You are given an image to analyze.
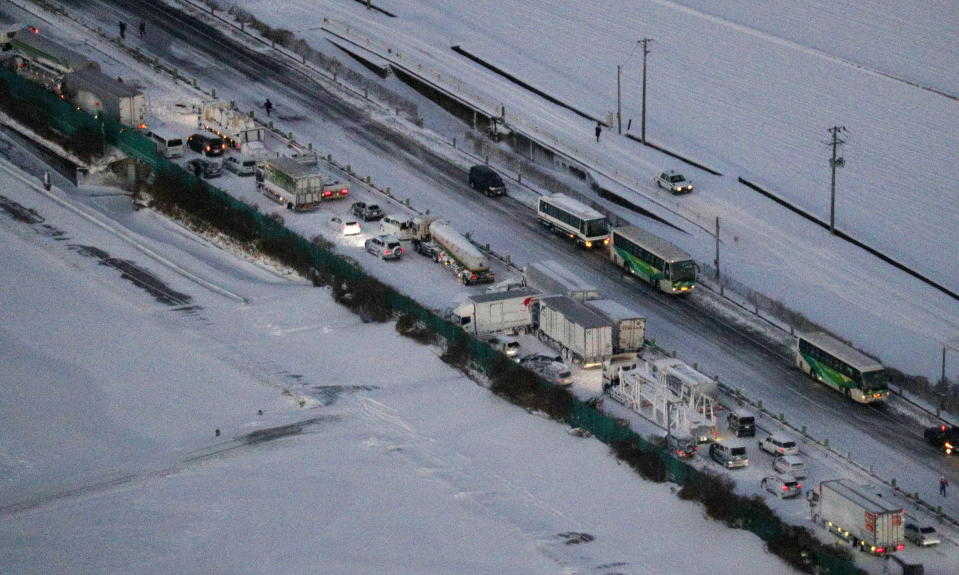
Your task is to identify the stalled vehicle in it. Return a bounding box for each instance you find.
[351,201,385,222]
[187,132,226,157]
[186,158,222,179]
[761,474,802,499]
[727,409,756,437]
[814,479,905,555]
[709,440,749,469]
[772,454,807,479]
[924,424,959,455]
[330,216,361,237]
[468,164,506,197]
[365,234,403,260]
[759,433,799,456]
[223,154,256,176]
[256,157,350,212]
[903,523,940,547]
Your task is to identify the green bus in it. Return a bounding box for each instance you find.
[796,332,890,403]
[609,226,696,294]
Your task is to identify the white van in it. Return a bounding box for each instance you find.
[224,154,256,176]
[147,126,185,158]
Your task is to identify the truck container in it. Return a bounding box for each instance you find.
[386,215,495,285]
[583,299,646,353]
[199,100,264,146]
[9,27,98,91]
[256,157,350,212]
[524,260,600,301]
[815,479,905,555]
[538,295,613,366]
[448,288,539,336]
[61,68,146,128]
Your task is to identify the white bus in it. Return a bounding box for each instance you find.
[536,193,610,248]
[795,332,890,404]
[147,125,185,158]
[610,226,696,294]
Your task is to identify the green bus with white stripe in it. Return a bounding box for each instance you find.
[796,332,890,403]
[610,226,696,294]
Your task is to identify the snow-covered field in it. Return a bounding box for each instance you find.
[0,158,802,574]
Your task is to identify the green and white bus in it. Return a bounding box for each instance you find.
[796,332,890,403]
[610,226,696,294]
[537,193,610,249]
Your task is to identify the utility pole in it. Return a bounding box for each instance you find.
[617,65,622,134]
[714,217,720,281]
[640,38,653,144]
[828,126,847,234]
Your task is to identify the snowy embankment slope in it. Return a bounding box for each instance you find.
[229,0,959,380]
[0,159,796,573]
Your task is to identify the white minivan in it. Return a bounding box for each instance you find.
[147,126,185,158]
[224,154,256,176]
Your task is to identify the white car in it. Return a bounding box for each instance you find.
[223,154,256,176]
[772,454,807,478]
[655,170,693,194]
[330,216,361,236]
[904,523,940,547]
[761,474,802,499]
[759,433,799,456]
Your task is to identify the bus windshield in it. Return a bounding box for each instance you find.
[860,369,889,391]
[669,260,696,281]
[583,218,610,237]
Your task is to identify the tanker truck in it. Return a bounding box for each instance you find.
[381,215,495,285]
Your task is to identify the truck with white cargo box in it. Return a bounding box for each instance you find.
[583,299,646,353]
[538,295,613,366]
[814,479,905,555]
[61,68,146,128]
[448,288,539,336]
[256,157,350,212]
[523,260,600,301]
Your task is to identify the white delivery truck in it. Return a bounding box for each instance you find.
[583,299,646,354]
[538,295,613,366]
[814,479,905,555]
[523,260,600,301]
[447,288,539,336]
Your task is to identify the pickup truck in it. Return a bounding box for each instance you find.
[351,201,385,222]
[924,424,959,455]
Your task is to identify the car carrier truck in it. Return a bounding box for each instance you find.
[256,157,350,212]
[814,479,905,555]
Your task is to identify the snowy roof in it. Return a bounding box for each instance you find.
[12,28,96,73]
[540,295,611,329]
[526,259,599,294]
[263,157,330,179]
[468,287,538,304]
[540,193,605,221]
[613,226,691,263]
[584,299,644,322]
[821,479,903,513]
[799,332,883,371]
[64,68,142,98]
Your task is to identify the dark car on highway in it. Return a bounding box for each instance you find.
[187,133,226,157]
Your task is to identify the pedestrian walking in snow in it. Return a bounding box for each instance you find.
[595,122,602,142]
[118,21,126,40]
[138,21,146,39]
[940,476,949,497]
[264,98,273,117]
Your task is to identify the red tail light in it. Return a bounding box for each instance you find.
[896,544,904,551]
[875,547,885,554]
[471,274,477,280]
[781,486,788,491]
[383,249,390,255]
[797,484,802,489]
[941,425,948,431]
[322,190,333,197]
[340,189,349,195]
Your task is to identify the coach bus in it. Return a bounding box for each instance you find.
[610,226,696,294]
[795,332,890,403]
[536,193,610,248]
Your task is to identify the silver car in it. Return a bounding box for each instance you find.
[365,234,403,260]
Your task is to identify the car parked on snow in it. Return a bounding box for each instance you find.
[759,433,799,456]
[187,132,226,157]
[330,216,361,237]
[468,164,506,197]
[727,409,756,437]
[761,474,802,499]
[223,154,256,176]
[351,201,385,222]
[709,440,749,469]
[924,424,959,455]
[186,158,222,179]
[482,334,521,358]
[904,523,940,547]
[526,361,573,386]
[365,234,403,260]
[655,170,693,194]
[772,454,807,478]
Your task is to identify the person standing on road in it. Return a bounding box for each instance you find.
[118,21,126,40]
[595,122,602,142]
[138,21,146,39]
[940,476,949,497]
[264,98,273,117]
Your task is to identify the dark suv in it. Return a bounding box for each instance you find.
[351,201,384,221]
[468,165,506,197]
[187,133,225,157]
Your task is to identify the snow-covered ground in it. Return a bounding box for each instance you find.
[223,0,959,381]
[0,157,805,574]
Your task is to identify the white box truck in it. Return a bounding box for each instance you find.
[524,260,600,301]
[447,288,539,336]
[538,295,613,366]
[814,479,905,555]
[583,299,646,353]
